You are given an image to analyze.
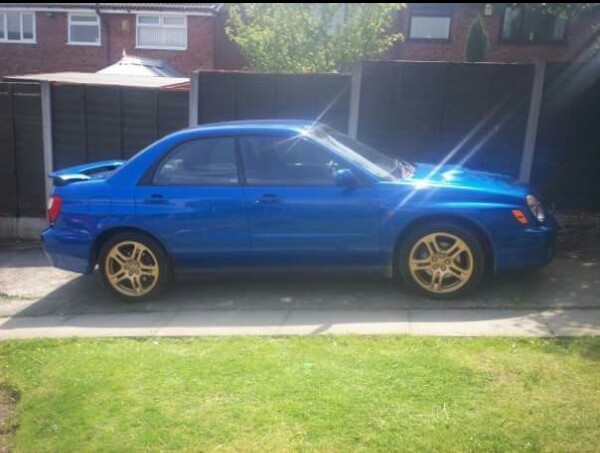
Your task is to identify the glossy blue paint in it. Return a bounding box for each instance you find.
[42,120,555,278]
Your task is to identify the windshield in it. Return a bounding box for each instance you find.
[309,126,414,181]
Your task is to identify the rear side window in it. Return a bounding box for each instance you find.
[153,138,238,186]
[239,135,341,186]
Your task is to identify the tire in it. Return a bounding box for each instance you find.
[99,232,171,301]
[397,222,485,300]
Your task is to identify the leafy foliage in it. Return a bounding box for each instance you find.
[225,3,406,72]
[522,3,600,19]
[465,16,488,62]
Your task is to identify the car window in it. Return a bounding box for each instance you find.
[239,135,342,186]
[153,138,238,186]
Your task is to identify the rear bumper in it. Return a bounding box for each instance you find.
[41,227,94,274]
[494,216,556,272]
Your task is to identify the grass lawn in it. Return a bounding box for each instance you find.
[0,336,599,452]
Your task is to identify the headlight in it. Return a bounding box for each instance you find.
[527,194,545,223]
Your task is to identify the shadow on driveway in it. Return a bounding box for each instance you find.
[1,244,599,337]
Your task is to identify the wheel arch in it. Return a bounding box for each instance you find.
[393,214,495,275]
[90,226,173,270]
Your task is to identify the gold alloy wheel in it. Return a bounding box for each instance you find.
[408,232,474,294]
[105,241,159,297]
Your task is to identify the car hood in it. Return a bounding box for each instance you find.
[399,163,530,197]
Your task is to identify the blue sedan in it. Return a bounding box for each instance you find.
[42,120,555,300]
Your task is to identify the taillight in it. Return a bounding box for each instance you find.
[47,195,63,223]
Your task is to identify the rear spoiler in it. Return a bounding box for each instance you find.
[49,160,125,186]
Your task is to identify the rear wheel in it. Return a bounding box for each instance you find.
[99,233,171,301]
[398,223,485,299]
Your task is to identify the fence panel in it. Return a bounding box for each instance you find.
[52,84,188,165]
[52,84,86,169]
[121,88,159,158]
[533,62,600,210]
[13,83,45,217]
[158,90,189,137]
[0,83,18,217]
[357,61,534,177]
[86,85,123,162]
[196,72,351,132]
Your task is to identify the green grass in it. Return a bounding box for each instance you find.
[1,337,599,452]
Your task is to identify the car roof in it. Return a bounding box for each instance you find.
[186,119,319,135]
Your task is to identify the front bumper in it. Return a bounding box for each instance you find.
[494,215,556,272]
[41,227,94,274]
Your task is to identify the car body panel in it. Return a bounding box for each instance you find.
[244,185,382,266]
[134,185,249,268]
[42,120,556,279]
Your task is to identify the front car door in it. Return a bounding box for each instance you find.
[135,136,249,271]
[239,134,381,268]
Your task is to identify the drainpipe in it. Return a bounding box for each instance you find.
[94,4,110,66]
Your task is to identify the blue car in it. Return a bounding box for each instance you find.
[42,120,555,300]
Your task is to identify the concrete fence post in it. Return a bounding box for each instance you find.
[41,80,53,203]
[519,61,546,183]
[348,63,363,139]
[188,72,199,127]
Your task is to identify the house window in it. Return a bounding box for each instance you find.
[501,5,567,43]
[409,4,453,40]
[136,14,187,50]
[68,13,100,45]
[0,11,36,43]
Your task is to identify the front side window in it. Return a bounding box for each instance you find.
[409,4,452,40]
[501,5,567,43]
[69,13,100,45]
[136,14,187,50]
[154,138,238,186]
[0,11,35,43]
[239,135,342,186]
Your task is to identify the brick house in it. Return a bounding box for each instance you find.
[391,3,599,63]
[0,3,598,79]
[0,2,240,77]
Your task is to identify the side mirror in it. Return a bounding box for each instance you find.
[334,168,356,188]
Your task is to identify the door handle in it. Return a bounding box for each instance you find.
[144,194,167,204]
[255,194,280,204]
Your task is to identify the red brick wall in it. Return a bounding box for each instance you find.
[0,12,216,77]
[390,4,598,63]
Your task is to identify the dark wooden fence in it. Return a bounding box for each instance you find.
[0,82,45,218]
[52,85,188,170]
[355,61,534,177]
[2,61,600,225]
[195,72,351,132]
[533,62,600,210]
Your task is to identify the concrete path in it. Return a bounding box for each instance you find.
[1,243,599,339]
[1,308,599,340]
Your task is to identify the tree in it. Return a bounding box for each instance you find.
[465,16,488,62]
[225,3,406,72]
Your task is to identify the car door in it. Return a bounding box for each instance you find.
[239,134,381,267]
[135,136,249,270]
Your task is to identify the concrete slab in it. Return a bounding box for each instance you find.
[410,309,553,337]
[0,308,597,340]
[541,309,600,336]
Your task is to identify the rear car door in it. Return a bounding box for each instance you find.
[135,136,249,270]
[239,134,381,267]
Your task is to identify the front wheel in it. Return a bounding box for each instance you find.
[99,233,171,301]
[398,223,485,299]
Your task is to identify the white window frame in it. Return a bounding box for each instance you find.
[136,13,187,50]
[0,10,36,44]
[67,12,101,46]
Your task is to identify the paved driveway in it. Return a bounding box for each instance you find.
[0,243,599,338]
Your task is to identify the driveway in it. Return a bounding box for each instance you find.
[1,242,599,338]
